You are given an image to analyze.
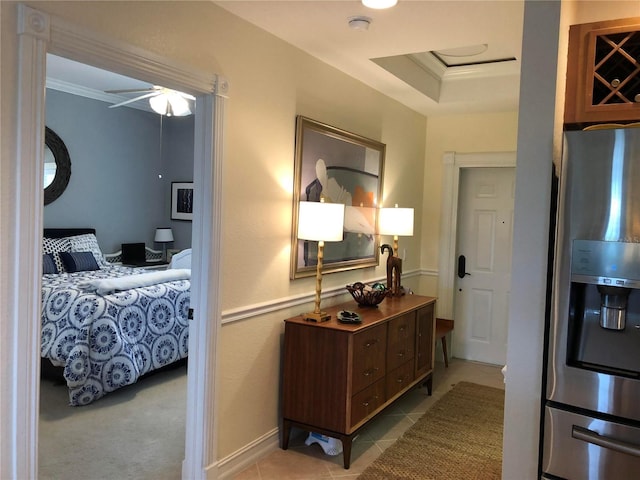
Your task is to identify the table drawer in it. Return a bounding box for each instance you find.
[352,324,387,393]
[387,313,415,372]
[386,360,415,399]
[351,378,385,428]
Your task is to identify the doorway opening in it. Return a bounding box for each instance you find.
[12,5,225,478]
[436,151,516,364]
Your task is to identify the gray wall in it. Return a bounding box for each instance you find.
[44,89,194,253]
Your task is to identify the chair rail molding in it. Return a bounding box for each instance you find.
[10,5,224,479]
[437,151,516,320]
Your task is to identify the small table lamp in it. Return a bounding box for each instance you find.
[154,227,174,262]
[297,199,345,322]
[379,204,414,296]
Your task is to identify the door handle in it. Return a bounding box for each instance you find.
[457,255,471,279]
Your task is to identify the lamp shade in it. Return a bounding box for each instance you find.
[297,201,345,242]
[379,206,414,236]
[154,227,174,243]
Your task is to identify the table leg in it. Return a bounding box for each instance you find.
[425,374,433,395]
[342,435,353,469]
[282,419,291,449]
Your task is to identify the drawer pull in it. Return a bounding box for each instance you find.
[572,425,640,457]
[364,339,379,348]
[362,367,379,377]
[362,395,380,408]
[397,351,405,357]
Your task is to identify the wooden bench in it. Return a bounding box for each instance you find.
[435,318,454,367]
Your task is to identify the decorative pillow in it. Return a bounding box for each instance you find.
[68,233,108,268]
[43,237,72,273]
[42,253,59,274]
[59,251,100,273]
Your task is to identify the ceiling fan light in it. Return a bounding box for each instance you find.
[362,0,397,9]
[149,92,192,117]
[149,94,169,115]
[167,92,191,116]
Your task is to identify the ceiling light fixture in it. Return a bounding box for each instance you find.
[362,0,397,9]
[348,16,372,31]
[149,89,193,117]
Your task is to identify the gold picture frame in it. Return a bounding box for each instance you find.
[290,116,385,279]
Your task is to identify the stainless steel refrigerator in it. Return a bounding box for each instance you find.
[542,127,640,479]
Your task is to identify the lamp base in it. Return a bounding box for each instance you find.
[303,311,331,322]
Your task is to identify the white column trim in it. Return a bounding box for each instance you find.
[183,84,226,479]
[436,151,516,320]
[11,6,50,479]
[11,5,223,479]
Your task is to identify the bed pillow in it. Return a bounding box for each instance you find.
[68,233,109,268]
[42,253,59,274]
[43,237,72,272]
[60,251,100,273]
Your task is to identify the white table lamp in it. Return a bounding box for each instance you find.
[297,199,345,322]
[154,227,174,262]
[378,204,414,254]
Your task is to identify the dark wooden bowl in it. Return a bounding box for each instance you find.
[346,282,389,307]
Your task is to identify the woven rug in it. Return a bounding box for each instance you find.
[358,381,504,480]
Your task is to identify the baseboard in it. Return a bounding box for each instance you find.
[216,427,280,479]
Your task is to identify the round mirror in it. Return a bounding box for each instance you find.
[44,126,71,205]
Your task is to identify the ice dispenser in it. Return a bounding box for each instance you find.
[597,285,630,330]
[568,240,640,376]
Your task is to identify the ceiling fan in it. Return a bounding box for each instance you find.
[105,86,195,116]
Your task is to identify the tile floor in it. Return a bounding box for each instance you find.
[231,358,505,480]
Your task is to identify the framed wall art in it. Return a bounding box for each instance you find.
[290,116,386,279]
[171,182,194,221]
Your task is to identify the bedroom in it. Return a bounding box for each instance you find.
[3,1,565,479]
[44,58,195,255]
[38,55,197,474]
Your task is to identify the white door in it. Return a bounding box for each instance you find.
[453,167,515,365]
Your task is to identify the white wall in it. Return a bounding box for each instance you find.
[503,1,560,478]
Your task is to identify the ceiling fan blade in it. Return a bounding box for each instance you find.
[108,91,161,108]
[105,87,160,94]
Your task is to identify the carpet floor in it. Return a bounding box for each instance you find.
[357,381,504,480]
[39,362,187,480]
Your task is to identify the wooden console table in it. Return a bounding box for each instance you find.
[281,294,436,469]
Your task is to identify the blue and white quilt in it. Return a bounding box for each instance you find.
[41,265,190,406]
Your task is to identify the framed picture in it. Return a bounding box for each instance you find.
[290,116,386,279]
[171,182,194,221]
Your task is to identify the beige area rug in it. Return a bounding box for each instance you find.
[358,381,504,480]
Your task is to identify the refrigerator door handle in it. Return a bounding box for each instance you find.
[572,425,640,457]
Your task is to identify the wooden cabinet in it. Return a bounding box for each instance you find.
[565,17,640,126]
[281,294,436,469]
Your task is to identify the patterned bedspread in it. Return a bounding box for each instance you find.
[41,265,190,406]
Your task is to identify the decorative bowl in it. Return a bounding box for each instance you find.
[346,282,389,307]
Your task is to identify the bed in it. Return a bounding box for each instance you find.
[41,228,190,406]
